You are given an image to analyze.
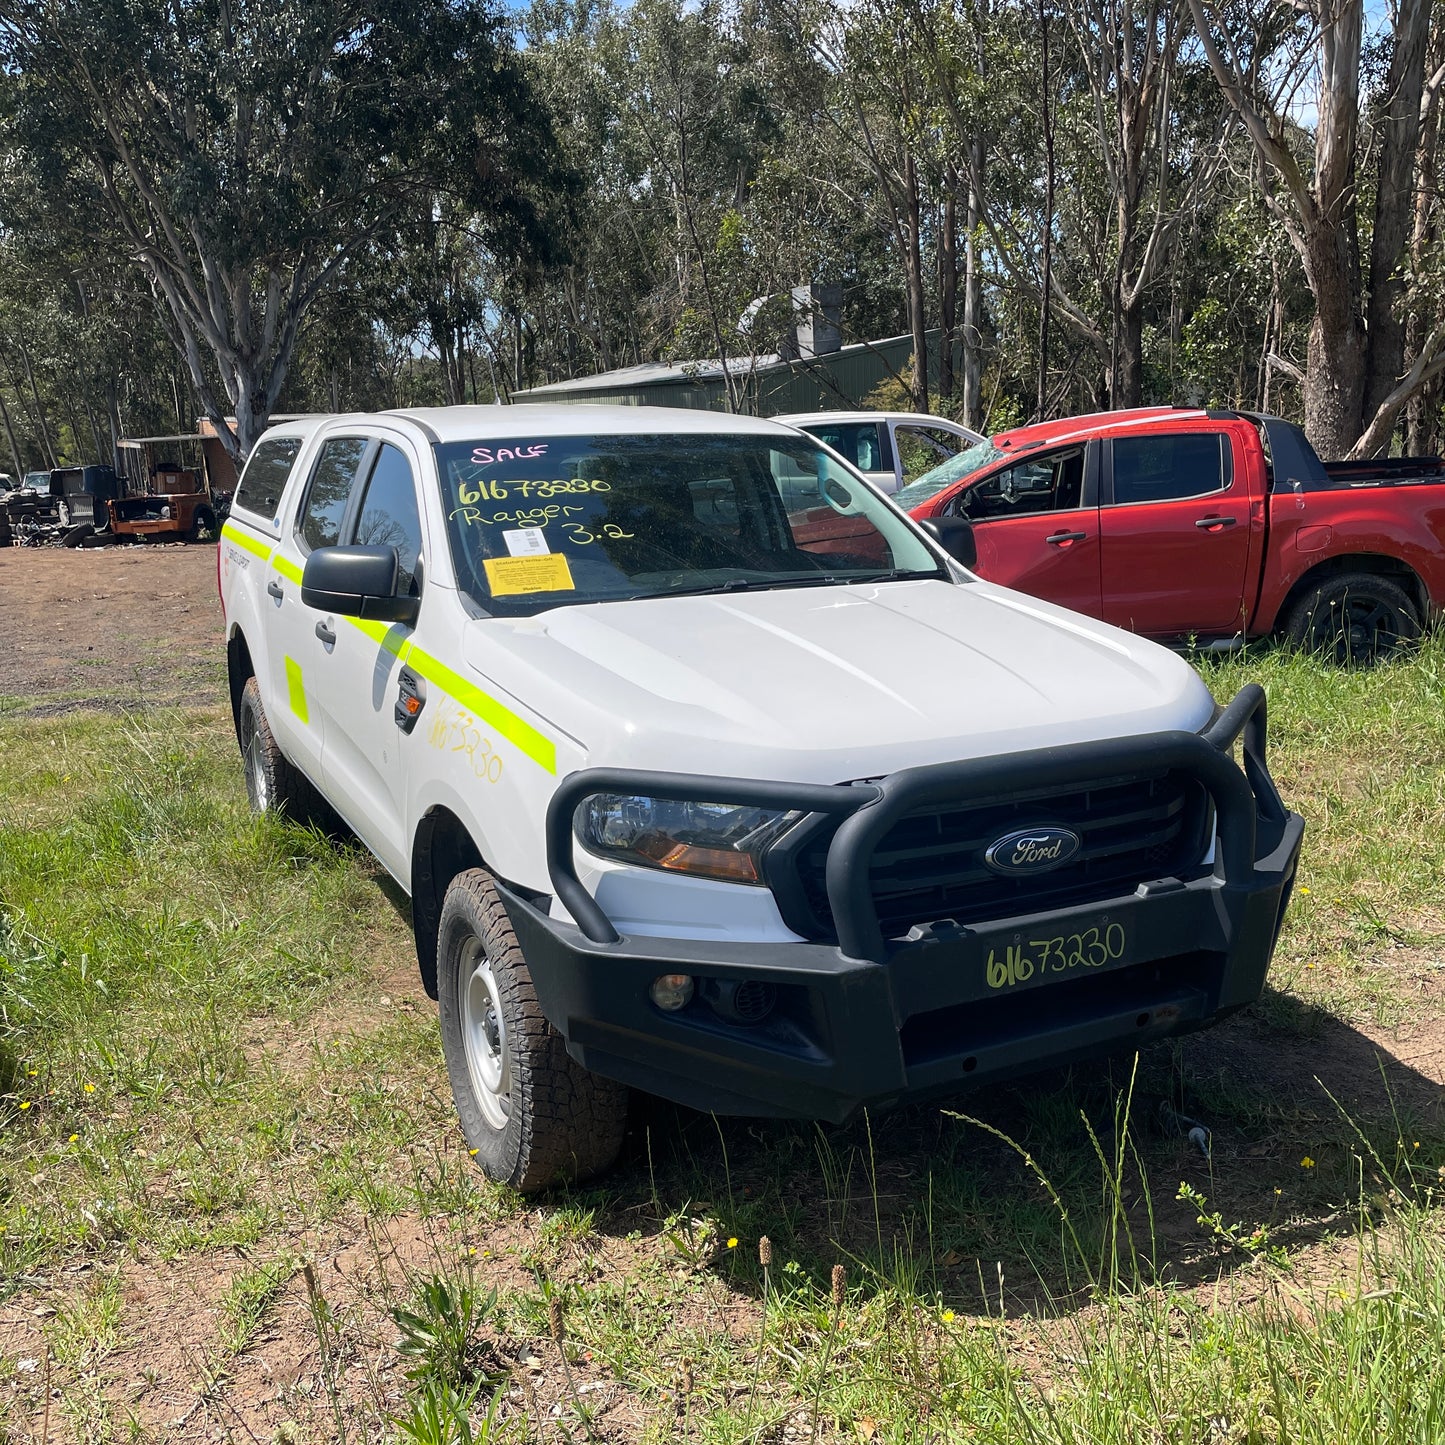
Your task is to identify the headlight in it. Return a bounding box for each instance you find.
[576,794,801,884]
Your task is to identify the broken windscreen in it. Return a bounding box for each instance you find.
[434,431,946,615]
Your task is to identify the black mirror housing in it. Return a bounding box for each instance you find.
[919,517,977,570]
[301,545,419,625]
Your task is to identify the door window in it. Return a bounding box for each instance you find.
[950,447,1085,520]
[233,437,303,521]
[350,444,424,595]
[894,424,966,485]
[1111,433,1230,504]
[805,422,885,473]
[297,436,370,552]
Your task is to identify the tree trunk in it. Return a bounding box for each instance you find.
[1304,310,1367,462]
[18,345,57,468]
[1113,293,1144,408]
[0,384,24,479]
[962,140,984,430]
[904,151,929,413]
[1363,0,1432,428]
[939,166,959,404]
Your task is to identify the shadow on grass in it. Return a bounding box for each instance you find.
[574,987,1445,1316]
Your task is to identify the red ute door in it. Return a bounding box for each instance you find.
[1098,430,1252,636]
[944,443,1102,617]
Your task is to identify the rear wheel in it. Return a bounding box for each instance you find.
[1283,572,1421,666]
[187,504,217,543]
[437,868,628,1192]
[237,676,318,819]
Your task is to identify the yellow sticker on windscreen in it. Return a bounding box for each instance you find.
[483,552,576,596]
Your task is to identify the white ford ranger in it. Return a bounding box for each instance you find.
[218,406,1303,1191]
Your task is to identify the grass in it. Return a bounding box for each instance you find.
[0,638,1442,1441]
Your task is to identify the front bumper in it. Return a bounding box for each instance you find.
[502,686,1304,1122]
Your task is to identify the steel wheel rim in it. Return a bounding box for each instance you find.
[460,937,512,1132]
[241,711,270,812]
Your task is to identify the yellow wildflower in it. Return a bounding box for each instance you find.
[18,1101,31,1111]
[726,1237,738,1249]
[83,1083,96,1094]
[1301,1156,1316,1169]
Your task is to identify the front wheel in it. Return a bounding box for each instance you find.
[1283,571,1421,666]
[437,868,628,1192]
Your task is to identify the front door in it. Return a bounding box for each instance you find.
[946,444,1103,618]
[1098,431,1252,636]
[309,439,428,882]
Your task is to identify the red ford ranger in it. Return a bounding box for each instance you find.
[892,407,1445,662]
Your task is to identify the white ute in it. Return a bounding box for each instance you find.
[219,405,1303,1191]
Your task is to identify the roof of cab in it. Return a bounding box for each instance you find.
[989,406,1228,453]
[376,403,804,443]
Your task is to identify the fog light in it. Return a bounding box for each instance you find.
[650,973,694,1012]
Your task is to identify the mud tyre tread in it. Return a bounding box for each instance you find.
[437,867,628,1193]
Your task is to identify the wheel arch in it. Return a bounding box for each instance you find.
[226,624,255,747]
[1271,552,1429,634]
[410,806,487,1000]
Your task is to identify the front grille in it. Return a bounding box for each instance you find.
[779,772,1211,943]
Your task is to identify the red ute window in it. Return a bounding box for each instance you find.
[1112,434,1229,504]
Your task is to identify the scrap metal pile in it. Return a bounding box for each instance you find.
[0,470,229,549]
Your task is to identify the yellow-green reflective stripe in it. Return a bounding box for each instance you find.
[284,657,309,723]
[348,616,409,659]
[273,554,303,584]
[406,645,557,775]
[222,522,272,561]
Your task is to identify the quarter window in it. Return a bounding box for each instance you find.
[350,444,424,595]
[950,447,1085,520]
[1111,433,1230,505]
[233,436,302,521]
[298,437,369,552]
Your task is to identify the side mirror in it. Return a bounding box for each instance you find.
[919,517,977,570]
[301,545,419,625]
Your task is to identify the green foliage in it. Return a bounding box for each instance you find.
[392,1274,500,1390]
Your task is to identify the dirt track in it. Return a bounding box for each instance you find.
[0,543,225,713]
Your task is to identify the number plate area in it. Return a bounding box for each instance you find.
[982,922,1128,993]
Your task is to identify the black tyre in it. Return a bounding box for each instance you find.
[1283,571,1422,666]
[437,868,628,1192]
[187,504,217,543]
[237,675,319,819]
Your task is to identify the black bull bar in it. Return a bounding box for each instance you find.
[543,684,1293,963]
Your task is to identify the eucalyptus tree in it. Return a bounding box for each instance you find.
[0,0,562,460]
[1189,0,1439,456]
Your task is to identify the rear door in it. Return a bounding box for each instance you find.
[1098,429,1251,636]
[942,443,1102,617]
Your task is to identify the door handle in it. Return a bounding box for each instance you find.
[1194,516,1238,529]
[266,580,283,601]
[314,621,336,646]
[1045,530,1088,545]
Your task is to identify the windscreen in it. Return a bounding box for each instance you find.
[435,432,945,614]
[893,438,1004,511]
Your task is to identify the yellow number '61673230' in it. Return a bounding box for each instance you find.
[984,924,1126,991]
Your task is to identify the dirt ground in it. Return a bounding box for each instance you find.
[0,543,226,714]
